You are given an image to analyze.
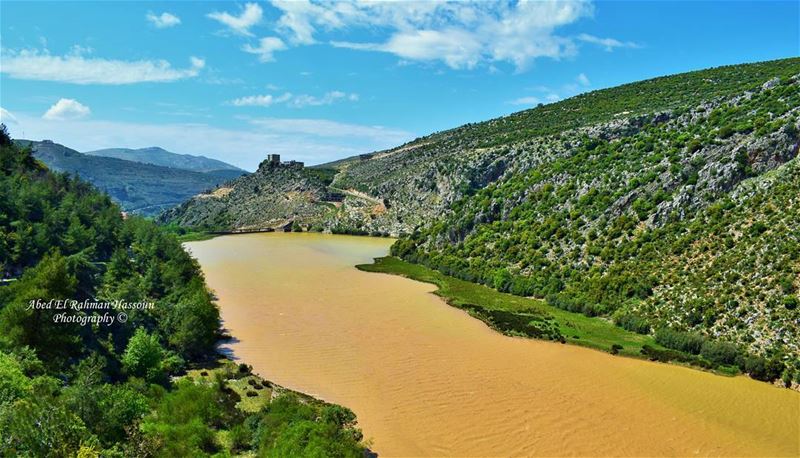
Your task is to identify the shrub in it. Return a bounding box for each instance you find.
[744,356,784,382]
[0,351,33,405]
[615,313,651,334]
[122,329,166,384]
[700,340,740,366]
[655,328,706,354]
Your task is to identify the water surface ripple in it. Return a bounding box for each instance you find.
[186,233,800,457]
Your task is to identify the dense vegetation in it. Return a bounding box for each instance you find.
[391,65,800,384]
[18,140,241,216]
[0,126,365,456]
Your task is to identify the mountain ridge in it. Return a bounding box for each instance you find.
[85,146,244,173]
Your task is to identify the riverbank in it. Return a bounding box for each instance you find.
[357,256,771,381]
[160,357,370,456]
[357,256,659,357]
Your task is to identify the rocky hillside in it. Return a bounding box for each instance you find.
[160,160,338,232]
[164,58,800,367]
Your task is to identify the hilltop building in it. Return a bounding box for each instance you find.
[259,154,305,170]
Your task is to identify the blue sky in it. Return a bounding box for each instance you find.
[1,1,797,170]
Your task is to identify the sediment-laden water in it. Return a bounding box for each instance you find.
[186,233,800,457]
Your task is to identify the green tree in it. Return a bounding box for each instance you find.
[0,251,80,365]
[0,351,32,405]
[122,328,166,383]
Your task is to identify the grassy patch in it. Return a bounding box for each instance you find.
[357,256,660,358]
[185,360,273,413]
[161,222,221,242]
[175,230,219,242]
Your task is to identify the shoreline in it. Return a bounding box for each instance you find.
[184,232,797,391]
[356,255,798,390]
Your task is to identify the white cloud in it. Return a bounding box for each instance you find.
[208,2,263,36]
[243,37,288,62]
[246,117,406,140]
[268,0,610,70]
[289,91,358,108]
[228,91,358,108]
[146,11,181,28]
[577,33,640,51]
[509,93,559,106]
[0,48,205,84]
[43,98,91,120]
[509,96,543,106]
[271,0,325,45]
[336,28,483,69]
[1,107,19,125]
[510,73,590,106]
[229,93,293,107]
[9,113,414,170]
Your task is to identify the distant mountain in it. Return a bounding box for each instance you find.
[84,146,244,173]
[15,140,246,216]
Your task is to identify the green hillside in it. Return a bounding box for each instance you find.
[0,126,366,456]
[388,59,800,382]
[421,57,800,147]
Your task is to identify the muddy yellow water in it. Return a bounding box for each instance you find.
[186,233,799,457]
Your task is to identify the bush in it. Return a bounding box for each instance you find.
[655,328,706,354]
[700,340,740,366]
[640,345,696,364]
[744,356,784,382]
[615,313,651,334]
[0,351,33,405]
[122,329,166,384]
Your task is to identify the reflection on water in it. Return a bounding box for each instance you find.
[186,233,800,457]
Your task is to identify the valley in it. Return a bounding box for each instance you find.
[166,58,800,384]
[3,2,797,456]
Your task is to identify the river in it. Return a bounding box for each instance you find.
[186,233,800,457]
